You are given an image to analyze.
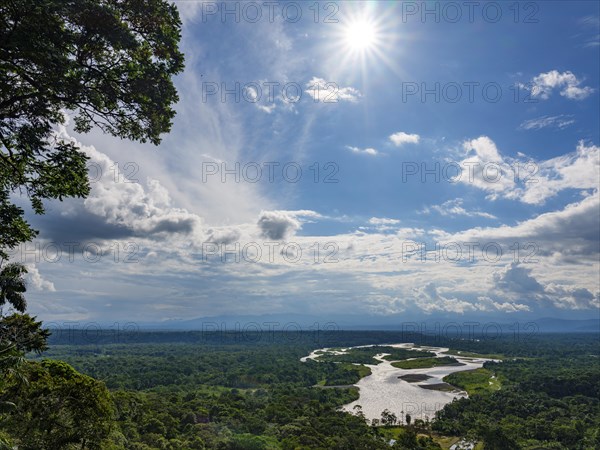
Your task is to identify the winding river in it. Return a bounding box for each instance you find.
[301,343,495,423]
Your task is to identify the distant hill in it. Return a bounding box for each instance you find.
[135,314,600,333]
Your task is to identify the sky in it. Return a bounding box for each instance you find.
[12,1,600,327]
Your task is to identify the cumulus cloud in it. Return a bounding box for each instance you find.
[83,148,202,237]
[458,137,599,205]
[493,263,545,294]
[413,283,478,314]
[458,136,517,199]
[53,124,203,242]
[410,282,533,315]
[346,145,379,156]
[26,264,56,292]
[305,77,361,103]
[518,141,599,205]
[528,70,594,100]
[545,284,599,310]
[257,210,320,240]
[493,263,598,310]
[204,228,242,245]
[449,191,600,257]
[389,131,420,147]
[475,296,531,313]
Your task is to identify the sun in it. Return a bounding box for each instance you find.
[322,6,400,80]
[344,19,378,52]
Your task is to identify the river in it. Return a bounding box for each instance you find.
[301,343,496,423]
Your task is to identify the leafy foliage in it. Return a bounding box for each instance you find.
[0,0,184,257]
[0,359,114,449]
[0,263,27,312]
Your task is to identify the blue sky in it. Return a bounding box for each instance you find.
[13,1,600,325]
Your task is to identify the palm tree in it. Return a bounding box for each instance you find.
[0,263,27,313]
[0,262,30,382]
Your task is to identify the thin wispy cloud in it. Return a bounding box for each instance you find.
[422,199,497,219]
[519,115,575,130]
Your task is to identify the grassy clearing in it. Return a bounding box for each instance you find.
[443,367,502,395]
[433,435,461,449]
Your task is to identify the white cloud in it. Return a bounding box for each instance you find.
[365,217,402,232]
[413,283,478,314]
[475,296,531,313]
[368,217,401,225]
[529,70,594,100]
[458,136,516,199]
[448,191,600,259]
[26,264,56,292]
[492,263,598,310]
[81,144,203,238]
[518,141,599,204]
[305,77,362,103]
[493,263,545,294]
[519,115,575,130]
[204,228,241,245]
[423,198,496,219]
[346,145,379,156]
[389,131,420,147]
[458,137,599,205]
[257,210,320,240]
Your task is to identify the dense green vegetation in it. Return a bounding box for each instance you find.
[398,374,432,383]
[318,364,372,386]
[392,356,463,370]
[434,341,600,449]
[1,330,599,449]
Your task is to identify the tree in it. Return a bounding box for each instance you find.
[0,1,184,445]
[0,262,27,312]
[0,359,114,449]
[381,409,397,427]
[479,423,519,450]
[0,262,49,413]
[0,0,185,256]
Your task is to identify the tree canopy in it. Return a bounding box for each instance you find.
[0,2,184,446]
[1,359,114,449]
[0,0,185,258]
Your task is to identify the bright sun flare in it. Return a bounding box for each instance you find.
[344,19,377,51]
